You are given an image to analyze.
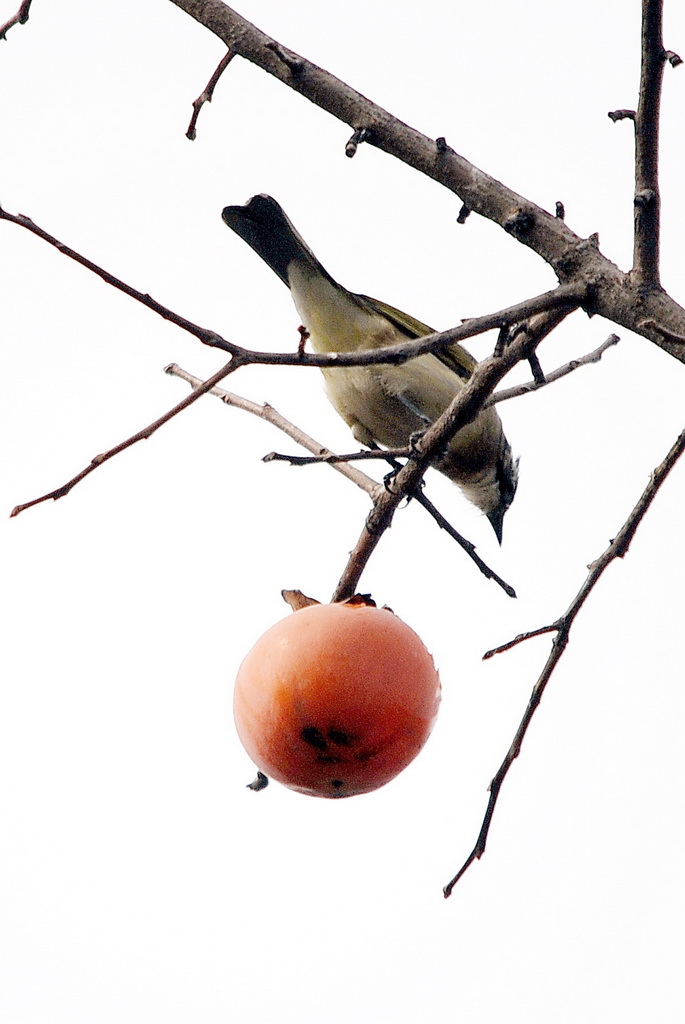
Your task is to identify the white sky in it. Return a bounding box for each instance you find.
[1,1,684,1021]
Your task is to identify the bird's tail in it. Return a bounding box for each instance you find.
[222,194,329,289]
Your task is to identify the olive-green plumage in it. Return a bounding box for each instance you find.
[222,195,518,541]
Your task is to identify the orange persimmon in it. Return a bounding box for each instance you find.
[233,599,441,798]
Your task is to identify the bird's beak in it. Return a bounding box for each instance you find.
[486,507,505,545]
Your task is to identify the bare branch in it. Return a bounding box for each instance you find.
[443,423,685,896]
[491,334,620,405]
[264,447,411,467]
[329,305,575,600]
[167,0,685,363]
[168,1,580,266]
[11,359,239,517]
[0,202,582,371]
[0,204,235,354]
[0,0,33,41]
[482,623,561,658]
[331,323,543,603]
[165,363,380,496]
[364,442,517,598]
[632,0,666,286]
[411,491,516,599]
[168,365,517,597]
[186,48,234,140]
[1,201,582,520]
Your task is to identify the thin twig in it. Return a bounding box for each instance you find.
[490,334,620,404]
[170,362,519,597]
[165,363,379,496]
[0,205,233,352]
[186,49,234,140]
[482,623,560,659]
[411,491,516,598]
[168,364,517,597]
[632,0,666,285]
[264,447,412,466]
[365,441,517,598]
[0,0,32,41]
[11,359,240,517]
[443,424,685,896]
[260,334,619,422]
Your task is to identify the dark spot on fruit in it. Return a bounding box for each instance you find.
[355,749,374,762]
[316,754,343,764]
[328,728,356,746]
[330,779,345,789]
[300,726,327,751]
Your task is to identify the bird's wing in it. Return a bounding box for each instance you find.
[359,294,477,382]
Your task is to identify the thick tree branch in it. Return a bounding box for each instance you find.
[443,423,685,896]
[167,0,685,364]
[331,324,545,603]
[632,0,666,285]
[168,1,579,265]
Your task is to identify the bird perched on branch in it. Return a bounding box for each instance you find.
[222,194,518,541]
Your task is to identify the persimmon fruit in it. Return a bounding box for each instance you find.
[233,600,441,798]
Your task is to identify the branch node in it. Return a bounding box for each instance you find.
[493,324,513,357]
[0,0,33,41]
[435,136,454,154]
[456,203,471,225]
[555,201,565,220]
[664,50,682,68]
[637,319,685,345]
[607,108,636,122]
[297,324,310,357]
[265,41,304,75]
[503,208,535,238]
[345,127,373,158]
[634,188,657,208]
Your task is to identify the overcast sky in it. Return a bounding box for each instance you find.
[2,1,684,1022]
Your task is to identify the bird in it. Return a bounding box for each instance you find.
[222,194,518,541]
